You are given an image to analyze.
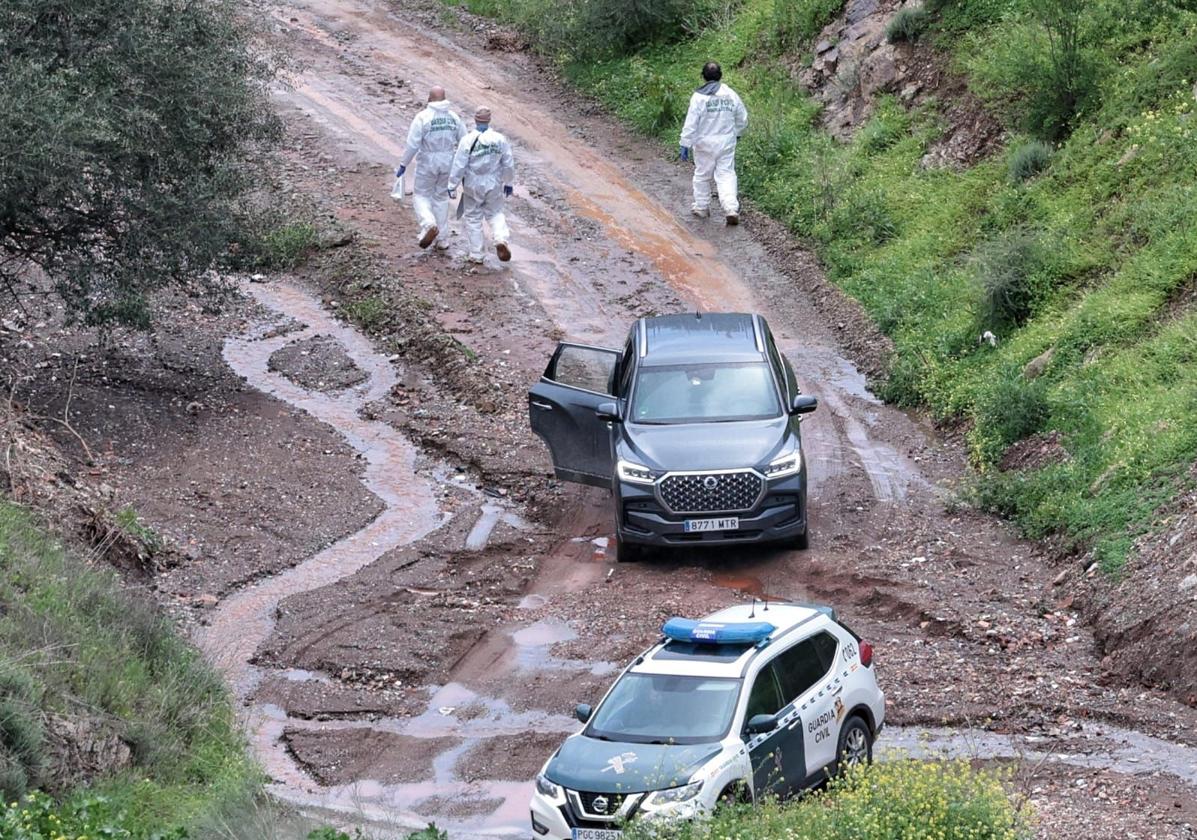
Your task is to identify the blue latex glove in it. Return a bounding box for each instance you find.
[503,185,513,197]
[396,165,406,178]
[448,186,457,199]
[679,146,691,162]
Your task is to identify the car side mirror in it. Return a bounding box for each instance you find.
[575,703,593,724]
[790,395,818,416]
[745,713,778,735]
[595,401,622,423]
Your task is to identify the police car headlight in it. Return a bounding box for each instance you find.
[646,780,703,806]
[534,774,561,799]
[763,447,801,479]
[617,460,656,484]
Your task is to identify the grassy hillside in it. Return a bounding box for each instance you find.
[449,0,1197,572]
[0,500,260,838]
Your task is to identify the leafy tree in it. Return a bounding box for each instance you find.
[0,0,281,328]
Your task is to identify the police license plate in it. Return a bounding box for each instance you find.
[684,517,739,533]
[572,830,622,840]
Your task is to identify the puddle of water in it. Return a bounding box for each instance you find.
[511,618,576,648]
[517,594,547,610]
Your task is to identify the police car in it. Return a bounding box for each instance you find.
[530,602,884,839]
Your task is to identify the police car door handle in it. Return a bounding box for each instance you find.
[832,685,843,696]
[531,401,553,411]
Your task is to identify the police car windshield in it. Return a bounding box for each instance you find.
[586,674,740,745]
[631,362,780,424]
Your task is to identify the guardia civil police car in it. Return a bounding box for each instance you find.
[529,602,884,839]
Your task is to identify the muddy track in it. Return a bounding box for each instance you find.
[179,1,1197,837]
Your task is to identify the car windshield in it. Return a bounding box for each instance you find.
[586,673,741,744]
[631,362,781,424]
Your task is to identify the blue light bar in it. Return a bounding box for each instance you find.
[662,617,776,646]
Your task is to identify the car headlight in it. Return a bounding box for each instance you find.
[617,459,656,484]
[535,774,562,799]
[646,780,703,806]
[764,447,802,478]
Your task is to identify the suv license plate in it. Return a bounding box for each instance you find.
[573,830,622,840]
[684,517,739,533]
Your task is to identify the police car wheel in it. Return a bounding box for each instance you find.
[834,716,872,774]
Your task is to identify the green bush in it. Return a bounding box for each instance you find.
[971,229,1054,329]
[628,759,1028,839]
[0,790,189,840]
[769,0,846,52]
[969,376,1051,465]
[0,664,44,799]
[1007,140,1054,182]
[343,296,389,332]
[885,7,929,42]
[0,0,281,328]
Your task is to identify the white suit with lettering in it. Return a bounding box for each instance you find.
[400,100,467,247]
[448,127,516,261]
[680,81,748,216]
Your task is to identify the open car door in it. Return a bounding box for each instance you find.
[528,343,620,488]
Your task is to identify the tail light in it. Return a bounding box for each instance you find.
[859,641,873,668]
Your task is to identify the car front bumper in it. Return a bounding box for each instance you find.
[530,789,705,840]
[616,472,807,547]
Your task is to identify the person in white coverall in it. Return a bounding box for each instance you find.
[396,86,467,250]
[679,61,748,225]
[448,106,516,264]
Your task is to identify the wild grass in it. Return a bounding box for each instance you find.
[626,759,1029,839]
[0,500,260,834]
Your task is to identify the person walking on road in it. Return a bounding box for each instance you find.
[448,106,516,264]
[396,86,467,250]
[679,61,748,226]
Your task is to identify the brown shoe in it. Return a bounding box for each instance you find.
[725,214,740,226]
[496,242,512,262]
[418,225,438,249]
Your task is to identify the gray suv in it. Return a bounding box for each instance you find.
[528,313,817,562]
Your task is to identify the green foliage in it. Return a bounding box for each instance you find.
[256,222,320,271]
[0,664,44,799]
[885,7,929,42]
[768,0,846,53]
[447,0,732,60]
[969,375,1051,465]
[307,828,370,840]
[114,506,166,557]
[971,228,1055,328]
[406,825,450,840]
[1007,140,1054,183]
[0,501,260,831]
[0,790,189,840]
[627,759,1028,839]
[0,0,282,328]
[343,296,389,332]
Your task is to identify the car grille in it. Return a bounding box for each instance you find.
[658,470,763,514]
[576,790,624,817]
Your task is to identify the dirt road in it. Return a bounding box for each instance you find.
[164,1,1197,837]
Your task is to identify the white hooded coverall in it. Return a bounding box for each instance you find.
[448,128,516,260]
[680,82,749,216]
[400,101,467,247]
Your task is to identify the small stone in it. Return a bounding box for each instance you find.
[1180,574,1197,593]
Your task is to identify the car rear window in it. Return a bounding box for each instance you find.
[631,361,781,424]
